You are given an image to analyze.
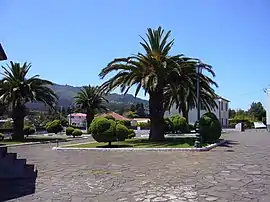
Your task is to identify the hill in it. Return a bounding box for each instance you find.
[28,84,149,113]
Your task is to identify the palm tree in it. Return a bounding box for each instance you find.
[0,62,58,140]
[99,27,194,141]
[164,61,218,122]
[74,85,107,128]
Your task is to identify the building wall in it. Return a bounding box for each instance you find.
[67,115,86,127]
[165,98,230,127]
[266,88,270,131]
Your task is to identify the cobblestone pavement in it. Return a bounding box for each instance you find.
[6,130,270,202]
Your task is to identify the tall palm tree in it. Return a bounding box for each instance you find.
[0,62,58,140]
[74,85,108,128]
[99,27,194,141]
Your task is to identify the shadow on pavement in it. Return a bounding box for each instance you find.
[0,177,36,201]
[216,140,239,152]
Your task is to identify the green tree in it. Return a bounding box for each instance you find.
[99,27,196,141]
[248,102,266,121]
[229,108,236,118]
[74,85,108,128]
[0,62,58,140]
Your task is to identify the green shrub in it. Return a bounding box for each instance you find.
[90,117,130,146]
[127,129,136,139]
[23,126,36,136]
[61,118,69,127]
[164,118,174,134]
[199,112,221,143]
[66,127,75,136]
[72,129,82,137]
[137,121,150,130]
[46,120,63,134]
[1,121,12,129]
[117,120,131,127]
[105,115,116,120]
[170,115,188,133]
[115,124,129,141]
[0,133,4,141]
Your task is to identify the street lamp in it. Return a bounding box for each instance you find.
[218,98,222,126]
[194,60,203,148]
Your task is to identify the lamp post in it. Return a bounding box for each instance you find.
[218,98,222,126]
[194,60,203,148]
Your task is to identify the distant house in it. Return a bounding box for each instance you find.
[67,113,87,128]
[97,111,130,121]
[131,118,150,126]
[165,96,230,127]
[0,43,7,61]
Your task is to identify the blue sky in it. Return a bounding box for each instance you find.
[1,0,270,110]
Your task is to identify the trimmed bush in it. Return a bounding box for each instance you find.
[90,117,130,146]
[23,126,36,136]
[170,115,188,133]
[115,124,129,141]
[127,129,136,139]
[105,115,116,120]
[164,118,174,134]
[72,129,82,137]
[46,120,63,134]
[0,133,4,141]
[66,127,75,136]
[117,120,131,127]
[199,112,221,143]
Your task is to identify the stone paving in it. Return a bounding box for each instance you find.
[5,130,270,201]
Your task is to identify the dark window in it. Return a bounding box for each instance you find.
[225,103,228,111]
[220,101,223,111]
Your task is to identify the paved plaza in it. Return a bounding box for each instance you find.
[5,130,270,201]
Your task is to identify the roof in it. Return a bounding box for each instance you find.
[216,96,230,102]
[0,43,7,61]
[97,111,130,121]
[68,113,86,117]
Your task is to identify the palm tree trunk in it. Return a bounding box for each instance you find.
[182,103,189,124]
[86,112,94,129]
[12,107,25,141]
[149,90,165,142]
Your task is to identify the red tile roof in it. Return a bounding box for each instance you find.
[97,111,130,121]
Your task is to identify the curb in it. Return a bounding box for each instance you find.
[0,136,89,148]
[52,139,228,152]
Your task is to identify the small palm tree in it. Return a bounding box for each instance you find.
[0,62,58,140]
[74,85,107,128]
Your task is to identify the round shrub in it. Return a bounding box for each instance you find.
[105,115,115,120]
[164,118,174,134]
[115,124,129,141]
[171,115,188,133]
[90,118,117,144]
[0,133,4,141]
[127,129,136,139]
[23,126,36,136]
[199,112,221,143]
[66,127,75,136]
[46,120,63,134]
[72,129,82,137]
[117,120,131,127]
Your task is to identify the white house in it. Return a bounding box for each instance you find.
[265,88,270,131]
[165,96,230,127]
[67,113,87,128]
[130,118,150,126]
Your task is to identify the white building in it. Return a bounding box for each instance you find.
[165,96,230,127]
[265,88,270,131]
[67,113,87,128]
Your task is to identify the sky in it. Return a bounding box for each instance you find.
[1,0,270,110]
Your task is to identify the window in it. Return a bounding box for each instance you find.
[225,103,228,111]
[221,118,223,126]
[220,101,223,111]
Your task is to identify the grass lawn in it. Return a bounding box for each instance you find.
[66,137,208,148]
[0,135,68,146]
